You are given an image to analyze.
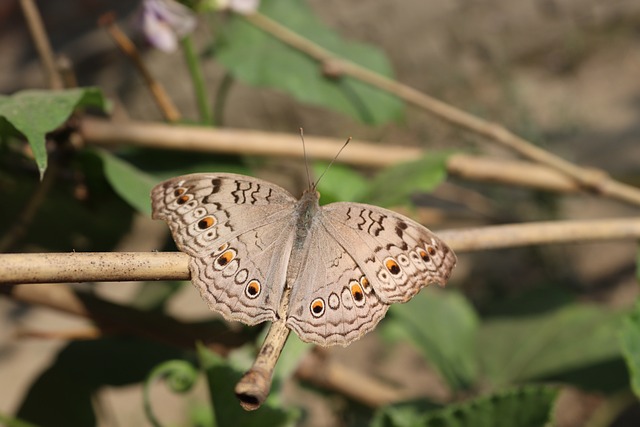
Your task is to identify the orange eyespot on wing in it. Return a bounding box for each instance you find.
[215,249,236,268]
[350,281,364,302]
[176,194,191,205]
[245,280,261,299]
[197,216,216,230]
[310,298,325,317]
[385,258,401,275]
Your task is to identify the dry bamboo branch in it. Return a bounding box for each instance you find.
[446,154,581,192]
[19,0,63,89]
[2,218,640,286]
[437,218,640,251]
[0,252,189,284]
[243,12,640,207]
[80,118,594,194]
[80,117,422,168]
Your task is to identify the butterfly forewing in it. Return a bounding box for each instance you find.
[151,173,298,324]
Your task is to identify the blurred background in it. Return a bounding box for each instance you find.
[1,0,640,426]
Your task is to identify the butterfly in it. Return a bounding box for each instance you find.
[151,172,456,346]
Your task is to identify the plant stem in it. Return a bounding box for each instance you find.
[181,35,213,125]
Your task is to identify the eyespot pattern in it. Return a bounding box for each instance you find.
[245,280,261,299]
[176,194,191,205]
[234,268,248,284]
[197,216,216,230]
[214,249,236,270]
[349,281,366,307]
[328,292,340,309]
[310,298,325,317]
[385,257,401,275]
[360,276,372,294]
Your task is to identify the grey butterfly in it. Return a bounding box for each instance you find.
[151,173,456,346]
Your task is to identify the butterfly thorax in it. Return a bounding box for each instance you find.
[279,189,321,291]
[293,190,321,250]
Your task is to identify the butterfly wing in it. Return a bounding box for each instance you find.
[321,202,457,304]
[151,173,298,325]
[285,219,389,346]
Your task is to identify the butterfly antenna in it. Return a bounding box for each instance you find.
[300,128,312,189]
[314,136,352,189]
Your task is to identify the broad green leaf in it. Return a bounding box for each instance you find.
[0,413,38,427]
[370,399,441,427]
[479,303,624,387]
[0,88,108,178]
[94,149,157,216]
[216,0,404,124]
[271,334,311,391]
[383,290,479,391]
[363,152,451,208]
[619,300,640,398]
[313,162,369,204]
[196,344,299,427]
[372,385,558,427]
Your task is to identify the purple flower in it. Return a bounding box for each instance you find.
[217,0,260,14]
[139,0,196,52]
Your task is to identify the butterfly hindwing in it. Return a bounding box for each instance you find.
[286,220,389,346]
[322,203,457,304]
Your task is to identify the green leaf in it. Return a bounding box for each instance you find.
[313,162,369,204]
[270,334,311,394]
[144,360,201,427]
[478,303,624,387]
[216,0,404,124]
[619,300,640,398]
[383,290,479,391]
[363,152,451,207]
[94,149,158,216]
[0,88,108,178]
[0,413,39,427]
[196,344,299,427]
[373,385,558,427]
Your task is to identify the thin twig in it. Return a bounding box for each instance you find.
[19,0,63,89]
[98,13,181,122]
[243,12,640,207]
[296,349,404,407]
[2,217,640,286]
